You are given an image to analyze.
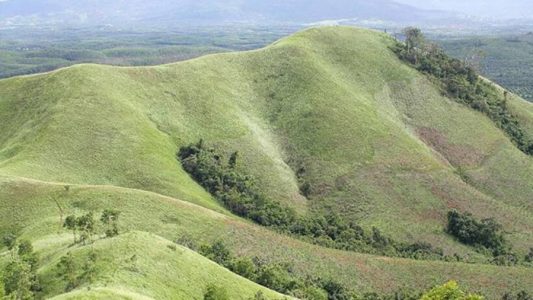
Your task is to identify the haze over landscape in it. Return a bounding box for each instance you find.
[1,0,528,27]
[0,1,532,300]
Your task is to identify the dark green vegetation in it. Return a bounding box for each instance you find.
[191,239,532,300]
[0,26,296,79]
[446,210,507,255]
[439,34,533,102]
[2,237,40,299]
[1,26,533,298]
[179,140,448,260]
[1,210,119,298]
[395,29,533,155]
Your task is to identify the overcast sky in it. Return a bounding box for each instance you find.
[394,0,533,18]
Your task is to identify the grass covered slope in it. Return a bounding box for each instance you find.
[0,26,532,297]
[1,175,532,298]
[39,231,287,300]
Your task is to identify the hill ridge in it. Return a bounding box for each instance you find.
[1,26,532,298]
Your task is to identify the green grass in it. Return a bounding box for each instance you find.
[36,231,288,299]
[1,175,533,298]
[0,26,532,298]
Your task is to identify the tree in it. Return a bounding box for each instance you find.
[3,260,34,300]
[421,281,483,300]
[231,257,257,280]
[516,291,532,300]
[525,248,533,263]
[322,279,352,300]
[200,241,232,267]
[228,151,239,168]
[64,215,78,243]
[57,252,79,291]
[17,240,33,258]
[3,233,17,258]
[402,27,425,64]
[204,284,229,300]
[464,49,486,72]
[77,212,96,244]
[100,209,121,237]
[79,251,98,284]
[446,210,507,256]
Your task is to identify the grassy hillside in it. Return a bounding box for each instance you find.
[39,231,288,300]
[1,175,532,298]
[1,26,532,298]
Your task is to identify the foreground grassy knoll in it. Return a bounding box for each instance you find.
[0,26,532,297]
[1,175,532,298]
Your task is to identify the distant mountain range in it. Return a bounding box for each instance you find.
[0,0,457,27]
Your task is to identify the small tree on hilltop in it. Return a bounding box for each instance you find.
[100,209,121,238]
[402,27,425,64]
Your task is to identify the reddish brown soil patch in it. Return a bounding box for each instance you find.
[416,127,485,167]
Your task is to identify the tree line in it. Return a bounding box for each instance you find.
[178,140,533,267]
[395,27,532,156]
[182,239,531,300]
[179,140,454,262]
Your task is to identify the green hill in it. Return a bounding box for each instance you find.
[0,26,532,299]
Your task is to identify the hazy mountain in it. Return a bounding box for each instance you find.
[395,0,533,19]
[0,0,453,27]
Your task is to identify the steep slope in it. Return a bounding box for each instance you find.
[0,26,532,297]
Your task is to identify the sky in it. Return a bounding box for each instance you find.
[0,0,532,27]
[394,0,533,18]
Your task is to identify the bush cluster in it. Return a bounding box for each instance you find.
[394,28,533,155]
[446,210,518,264]
[1,236,41,299]
[193,240,529,300]
[196,239,357,300]
[178,141,444,261]
[56,251,98,292]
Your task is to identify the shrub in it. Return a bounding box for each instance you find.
[525,248,533,263]
[231,257,257,280]
[321,279,353,300]
[200,241,233,267]
[421,281,483,300]
[3,261,34,300]
[255,263,297,293]
[57,252,79,291]
[2,233,17,251]
[204,284,230,300]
